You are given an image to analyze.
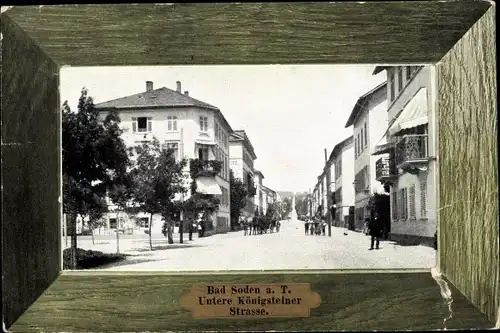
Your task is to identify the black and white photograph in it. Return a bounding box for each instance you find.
[60,64,438,271]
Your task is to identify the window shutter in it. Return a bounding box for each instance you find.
[132,117,137,132]
[173,116,177,131]
[147,117,152,132]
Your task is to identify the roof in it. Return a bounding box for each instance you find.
[261,185,276,195]
[372,66,389,75]
[327,136,354,163]
[94,84,234,133]
[254,170,264,179]
[95,86,218,110]
[229,130,257,160]
[344,82,387,128]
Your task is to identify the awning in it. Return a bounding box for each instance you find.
[195,140,216,145]
[388,88,428,136]
[196,177,222,195]
[372,142,394,156]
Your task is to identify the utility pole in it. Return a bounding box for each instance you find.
[325,149,332,237]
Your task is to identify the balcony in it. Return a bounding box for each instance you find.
[395,134,430,170]
[375,157,397,182]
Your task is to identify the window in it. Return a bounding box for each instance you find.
[357,133,361,156]
[406,66,412,81]
[354,137,358,157]
[132,116,152,133]
[360,128,364,152]
[163,141,179,161]
[109,218,117,229]
[364,122,368,148]
[391,191,398,220]
[397,66,403,92]
[399,188,408,220]
[197,145,209,161]
[167,116,177,131]
[420,181,427,218]
[409,184,416,219]
[199,116,208,132]
[389,71,395,102]
[139,217,149,228]
[215,123,219,142]
[354,167,368,194]
[221,187,229,206]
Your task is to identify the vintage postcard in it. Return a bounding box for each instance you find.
[59,64,437,271]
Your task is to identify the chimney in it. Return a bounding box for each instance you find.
[176,81,181,93]
[184,91,189,97]
[146,81,153,92]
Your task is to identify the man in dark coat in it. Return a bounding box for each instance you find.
[368,212,382,250]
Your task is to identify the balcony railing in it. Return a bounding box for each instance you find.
[375,157,397,180]
[395,134,429,167]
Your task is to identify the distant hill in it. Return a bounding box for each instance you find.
[276,191,294,200]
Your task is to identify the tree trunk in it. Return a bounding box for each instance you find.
[179,210,184,244]
[69,213,78,269]
[179,222,184,244]
[149,213,153,250]
[167,220,174,244]
[116,211,120,254]
[90,223,95,245]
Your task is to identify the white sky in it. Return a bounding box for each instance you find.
[60,65,386,193]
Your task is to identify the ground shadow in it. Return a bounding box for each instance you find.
[131,243,208,252]
[97,256,165,269]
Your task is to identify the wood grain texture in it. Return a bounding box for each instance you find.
[1,14,61,329]
[1,1,497,330]
[8,273,494,331]
[3,2,491,66]
[436,7,498,324]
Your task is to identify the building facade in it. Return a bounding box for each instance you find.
[94,80,233,235]
[327,136,355,228]
[372,66,437,247]
[345,82,388,231]
[253,170,265,214]
[229,130,257,219]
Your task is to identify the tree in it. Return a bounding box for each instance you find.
[294,192,310,217]
[107,172,135,253]
[281,197,292,219]
[129,138,187,249]
[85,194,108,245]
[62,88,130,269]
[230,170,248,230]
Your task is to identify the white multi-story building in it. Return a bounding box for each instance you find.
[372,66,437,247]
[253,170,265,215]
[344,82,388,231]
[327,136,355,228]
[94,80,233,235]
[229,130,257,219]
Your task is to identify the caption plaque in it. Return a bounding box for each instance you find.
[180,283,321,319]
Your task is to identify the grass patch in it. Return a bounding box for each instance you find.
[63,248,127,270]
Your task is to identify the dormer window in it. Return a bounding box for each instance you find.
[132,116,152,133]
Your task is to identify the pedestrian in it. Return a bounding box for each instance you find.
[310,220,315,235]
[197,222,203,238]
[243,217,248,236]
[322,221,326,236]
[188,219,194,241]
[368,212,382,250]
[305,220,309,235]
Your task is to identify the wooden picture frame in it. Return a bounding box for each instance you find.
[1,2,497,331]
